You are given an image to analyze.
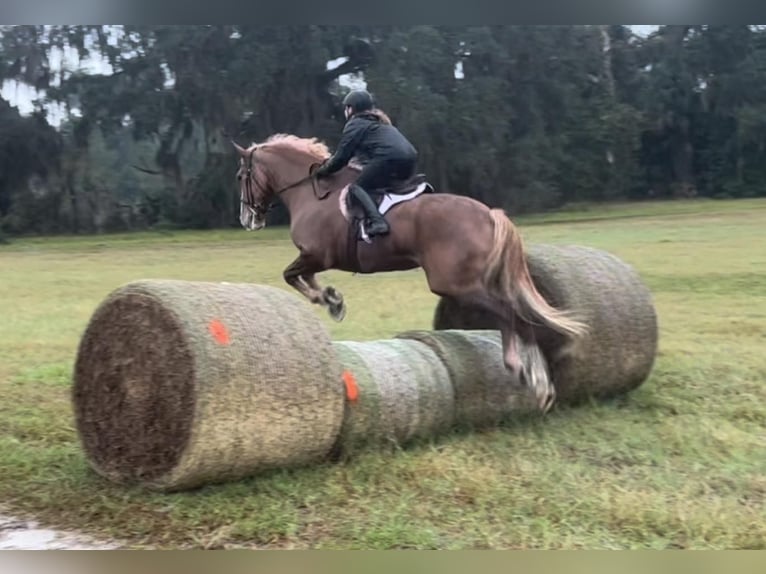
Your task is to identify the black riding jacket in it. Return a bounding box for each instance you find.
[322,111,418,174]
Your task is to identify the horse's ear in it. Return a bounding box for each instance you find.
[231,140,248,157]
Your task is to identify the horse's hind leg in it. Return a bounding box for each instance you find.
[464,293,524,376]
[454,291,555,412]
[499,320,522,377]
[511,318,556,412]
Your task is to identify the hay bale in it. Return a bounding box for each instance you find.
[433,244,658,402]
[72,280,345,491]
[73,246,656,491]
[331,330,540,456]
[332,339,454,454]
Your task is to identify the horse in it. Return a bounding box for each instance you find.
[232,133,588,413]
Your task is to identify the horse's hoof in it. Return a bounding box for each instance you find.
[324,287,343,307]
[541,391,556,414]
[329,302,346,322]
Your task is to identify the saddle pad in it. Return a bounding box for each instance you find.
[378,182,432,215]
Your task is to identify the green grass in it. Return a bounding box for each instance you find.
[1,198,765,549]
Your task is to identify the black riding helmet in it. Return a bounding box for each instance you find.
[343,89,374,113]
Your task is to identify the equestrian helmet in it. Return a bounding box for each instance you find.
[342,89,374,112]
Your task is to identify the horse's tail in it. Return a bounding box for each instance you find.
[484,209,588,338]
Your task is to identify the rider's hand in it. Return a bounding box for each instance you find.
[313,162,329,178]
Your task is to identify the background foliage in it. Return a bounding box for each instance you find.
[2,25,766,235]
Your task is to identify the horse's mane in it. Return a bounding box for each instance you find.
[249,133,331,162]
[247,133,362,171]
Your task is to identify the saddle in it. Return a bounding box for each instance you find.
[373,173,430,198]
[340,174,435,244]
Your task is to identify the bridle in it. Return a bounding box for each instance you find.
[240,147,330,218]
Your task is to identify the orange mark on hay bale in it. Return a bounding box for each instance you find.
[208,319,230,345]
[342,370,359,402]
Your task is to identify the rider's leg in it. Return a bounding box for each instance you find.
[354,161,391,236]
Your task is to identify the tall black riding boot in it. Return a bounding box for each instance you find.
[350,185,390,236]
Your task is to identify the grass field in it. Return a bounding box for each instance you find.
[1,198,764,549]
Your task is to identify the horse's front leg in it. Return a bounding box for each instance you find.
[302,273,346,322]
[282,256,346,322]
[283,256,325,305]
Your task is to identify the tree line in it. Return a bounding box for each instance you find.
[1,25,765,236]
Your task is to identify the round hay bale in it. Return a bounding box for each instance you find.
[395,330,538,427]
[332,339,454,455]
[432,244,658,403]
[72,280,345,491]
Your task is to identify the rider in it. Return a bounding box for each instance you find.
[314,89,418,237]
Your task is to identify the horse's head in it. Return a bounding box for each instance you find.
[232,134,333,231]
[233,142,270,231]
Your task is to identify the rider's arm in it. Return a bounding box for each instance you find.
[320,117,367,174]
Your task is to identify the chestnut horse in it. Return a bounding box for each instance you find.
[233,134,587,412]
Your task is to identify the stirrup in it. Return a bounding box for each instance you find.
[359,222,372,244]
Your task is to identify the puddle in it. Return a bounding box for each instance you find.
[0,514,121,550]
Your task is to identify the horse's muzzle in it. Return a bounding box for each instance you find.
[240,205,266,231]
